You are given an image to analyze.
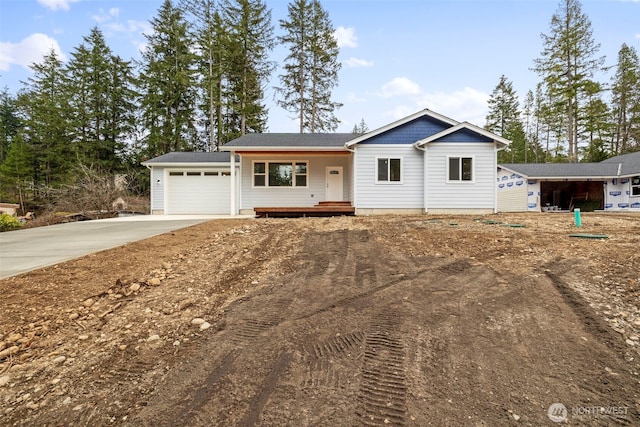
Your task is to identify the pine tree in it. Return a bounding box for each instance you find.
[0,88,20,163]
[533,0,605,161]
[277,0,342,133]
[139,0,198,157]
[18,49,74,191]
[485,75,529,163]
[65,27,136,170]
[0,135,33,208]
[351,118,368,134]
[222,0,275,140]
[180,0,227,151]
[611,43,640,154]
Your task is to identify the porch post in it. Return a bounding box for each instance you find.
[230,150,236,215]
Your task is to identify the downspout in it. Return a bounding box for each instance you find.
[414,143,428,214]
[230,151,236,216]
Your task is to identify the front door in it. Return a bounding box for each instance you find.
[325,166,343,201]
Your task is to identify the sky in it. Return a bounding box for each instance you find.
[0,0,639,134]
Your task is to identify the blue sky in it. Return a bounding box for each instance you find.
[0,0,638,133]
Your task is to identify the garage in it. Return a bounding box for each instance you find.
[142,152,237,215]
[166,170,231,214]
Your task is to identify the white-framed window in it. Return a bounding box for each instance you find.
[376,157,402,183]
[253,161,308,188]
[448,156,473,182]
[632,176,640,196]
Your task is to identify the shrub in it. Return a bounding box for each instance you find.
[0,213,23,232]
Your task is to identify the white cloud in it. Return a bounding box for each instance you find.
[344,57,374,68]
[416,87,489,126]
[37,0,80,12]
[92,8,120,24]
[334,26,358,48]
[380,77,421,98]
[102,19,153,54]
[0,33,66,71]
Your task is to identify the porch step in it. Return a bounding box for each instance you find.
[315,201,352,207]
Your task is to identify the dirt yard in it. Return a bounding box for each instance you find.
[1,213,639,426]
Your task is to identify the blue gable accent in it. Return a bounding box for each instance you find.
[434,128,494,143]
[359,116,451,145]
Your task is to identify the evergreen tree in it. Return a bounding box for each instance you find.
[0,88,21,163]
[579,80,611,162]
[485,75,529,163]
[277,0,342,133]
[0,135,33,207]
[65,27,136,170]
[222,0,275,140]
[181,0,227,151]
[611,43,640,154]
[351,118,368,134]
[139,0,198,157]
[533,0,605,161]
[18,49,74,191]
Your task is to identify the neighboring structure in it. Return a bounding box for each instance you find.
[497,151,640,212]
[144,109,510,215]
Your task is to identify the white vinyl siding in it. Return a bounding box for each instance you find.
[240,154,351,209]
[426,143,496,210]
[150,167,165,211]
[354,145,423,209]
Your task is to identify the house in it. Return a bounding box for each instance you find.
[143,109,510,215]
[497,151,640,212]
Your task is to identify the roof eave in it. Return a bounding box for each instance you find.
[220,146,348,152]
[416,122,510,147]
[142,162,232,167]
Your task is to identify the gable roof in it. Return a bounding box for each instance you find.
[142,151,232,166]
[221,133,355,151]
[346,109,459,148]
[416,122,510,148]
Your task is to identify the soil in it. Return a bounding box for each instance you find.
[1,213,639,426]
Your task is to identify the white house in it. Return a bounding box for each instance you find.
[144,109,510,216]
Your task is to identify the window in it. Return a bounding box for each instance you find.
[448,157,473,182]
[632,176,640,196]
[377,158,401,183]
[169,171,184,176]
[186,171,201,176]
[253,161,308,187]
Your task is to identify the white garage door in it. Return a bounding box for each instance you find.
[166,170,230,214]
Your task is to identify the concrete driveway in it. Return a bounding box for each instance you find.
[0,215,252,279]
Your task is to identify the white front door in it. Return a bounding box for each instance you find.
[325,166,343,201]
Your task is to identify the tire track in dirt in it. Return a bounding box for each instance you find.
[356,311,408,427]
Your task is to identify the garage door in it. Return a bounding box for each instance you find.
[166,170,230,214]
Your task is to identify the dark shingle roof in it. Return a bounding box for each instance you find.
[223,133,356,148]
[143,152,231,164]
[500,163,621,178]
[501,151,640,178]
[601,151,640,176]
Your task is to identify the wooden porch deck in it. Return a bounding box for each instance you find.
[254,201,355,218]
